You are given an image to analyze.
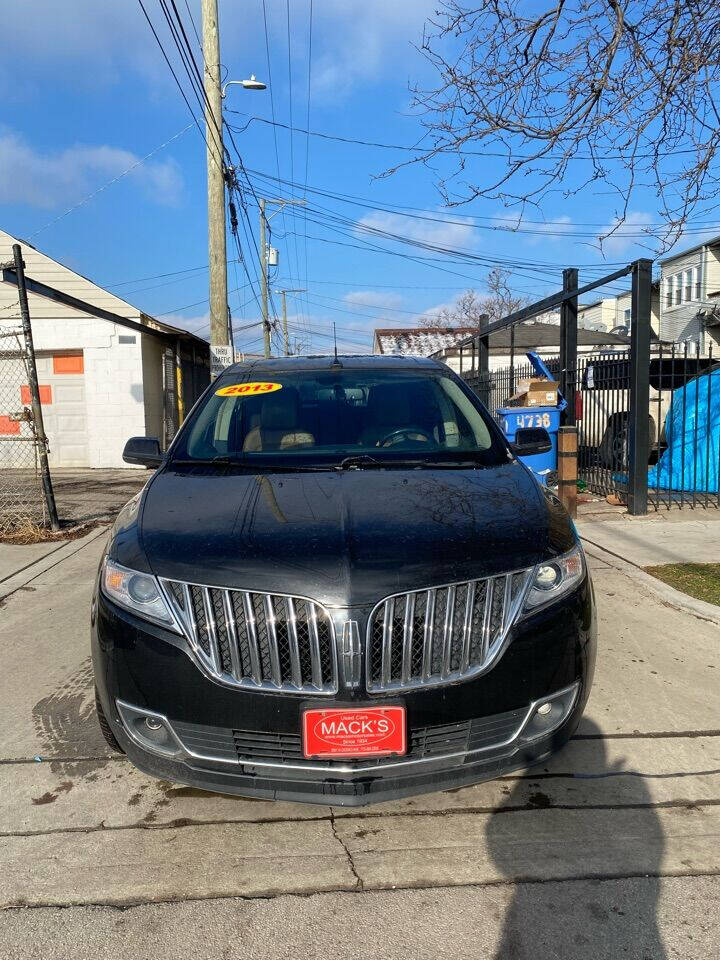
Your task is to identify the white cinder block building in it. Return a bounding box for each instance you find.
[0,229,209,468]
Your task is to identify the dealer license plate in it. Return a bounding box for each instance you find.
[302,706,406,759]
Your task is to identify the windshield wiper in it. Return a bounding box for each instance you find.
[168,456,329,472]
[169,456,238,467]
[335,455,385,470]
[335,453,493,470]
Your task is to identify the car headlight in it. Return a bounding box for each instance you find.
[522,544,585,613]
[101,558,179,631]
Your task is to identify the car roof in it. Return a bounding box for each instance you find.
[218,354,445,377]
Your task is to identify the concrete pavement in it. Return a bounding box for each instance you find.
[0,523,718,957]
[578,514,720,567]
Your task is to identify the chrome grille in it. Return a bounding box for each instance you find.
[161,579,337,694]
[366,571,532,692]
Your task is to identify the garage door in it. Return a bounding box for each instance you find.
[29,352,89,467]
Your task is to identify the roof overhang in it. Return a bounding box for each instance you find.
[1,267,207,348]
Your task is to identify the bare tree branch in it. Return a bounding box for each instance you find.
[396,0,720,250]
[419,268,529,328]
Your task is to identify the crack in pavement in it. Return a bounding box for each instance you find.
[329,809,364,891]
[3,798,719,841]
[2,869,719,913]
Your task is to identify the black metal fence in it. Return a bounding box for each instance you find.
[460,343,720,511]
[433,258,720,513]
[464,358,560,426]
[576,343,720,509]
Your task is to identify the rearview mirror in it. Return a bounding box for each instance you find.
[122,436,163,467]
[511,427,551,457]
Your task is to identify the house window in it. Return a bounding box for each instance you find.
[674,274,682,305]
[623,308,631,323]
[665,278,673,308]
[695,265,702,300]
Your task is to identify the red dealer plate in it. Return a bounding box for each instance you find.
[302,706,406,759]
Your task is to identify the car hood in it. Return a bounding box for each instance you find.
[134,463,575,608]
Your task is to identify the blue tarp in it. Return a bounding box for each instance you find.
[647,367,720,494]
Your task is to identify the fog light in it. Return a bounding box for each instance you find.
[116,700,182,758]
[519,683,580,743]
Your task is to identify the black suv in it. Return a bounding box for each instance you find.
[92,355,595,806]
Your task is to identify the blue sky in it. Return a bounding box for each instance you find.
[1,1,714,354]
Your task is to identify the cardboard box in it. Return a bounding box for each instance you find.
[506,377,558,408]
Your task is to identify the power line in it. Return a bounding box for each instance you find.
[182,0,201,48]
[300,0,314,349]
[282,0,307,347]
[259,0,302,342]
[136,0,211,152]
[226,112,711,163]
[28,124,194,239]
[243,162,720,237]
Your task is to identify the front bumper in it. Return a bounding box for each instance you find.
[92,576,595,806]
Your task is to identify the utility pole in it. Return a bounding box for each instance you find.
[275,288,306,355]
[12,244,60,531]
[259,198,270,358]
[259,197,307,358]
[202,0,228,347]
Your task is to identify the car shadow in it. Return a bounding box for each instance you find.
[485,718,667,959]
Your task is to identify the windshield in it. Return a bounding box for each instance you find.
[170,367,508,467]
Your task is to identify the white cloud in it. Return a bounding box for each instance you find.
[0,129,183,209]
[0,0,434,101]
[343,290,404,310]
[307,0,435,98]
[0,2,160,89]
[159,313,210,336]
[358,209,477,251]
[418,299,457,324]
[492,212,574,246]
[597,212,655,256]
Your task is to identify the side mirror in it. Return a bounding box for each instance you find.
[511,427,552,456]
[122,436,163,467]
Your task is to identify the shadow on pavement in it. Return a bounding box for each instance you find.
[486,719,667,960]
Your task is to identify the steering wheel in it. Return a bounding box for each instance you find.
[378,426,434,448]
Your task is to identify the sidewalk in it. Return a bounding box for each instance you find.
[577,514,720,566]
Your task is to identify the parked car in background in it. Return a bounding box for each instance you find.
[92,355,596,806]
[579,352,718,469]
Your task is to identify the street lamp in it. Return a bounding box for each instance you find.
[222,75,267,97]
[206,68,266,353]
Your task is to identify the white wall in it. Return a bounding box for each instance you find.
[0,229,152,467]
[659,246,707,344]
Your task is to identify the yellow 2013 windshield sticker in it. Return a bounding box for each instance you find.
[215,382,283,397]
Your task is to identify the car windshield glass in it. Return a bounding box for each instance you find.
[171,367,507,467]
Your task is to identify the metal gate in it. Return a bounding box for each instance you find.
[433,258,720,514]
[0,326,49,533]
[0,244,59,535]
[576,343,720,509]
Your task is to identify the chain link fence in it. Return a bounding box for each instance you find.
[0,321,47,533]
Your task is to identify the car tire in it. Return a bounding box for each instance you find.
[599,414,655,470]
[95,688,124,754]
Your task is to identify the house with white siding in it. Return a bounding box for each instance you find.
[658,235,720,350]
[0,229,209,468]
[577,283,661,337]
